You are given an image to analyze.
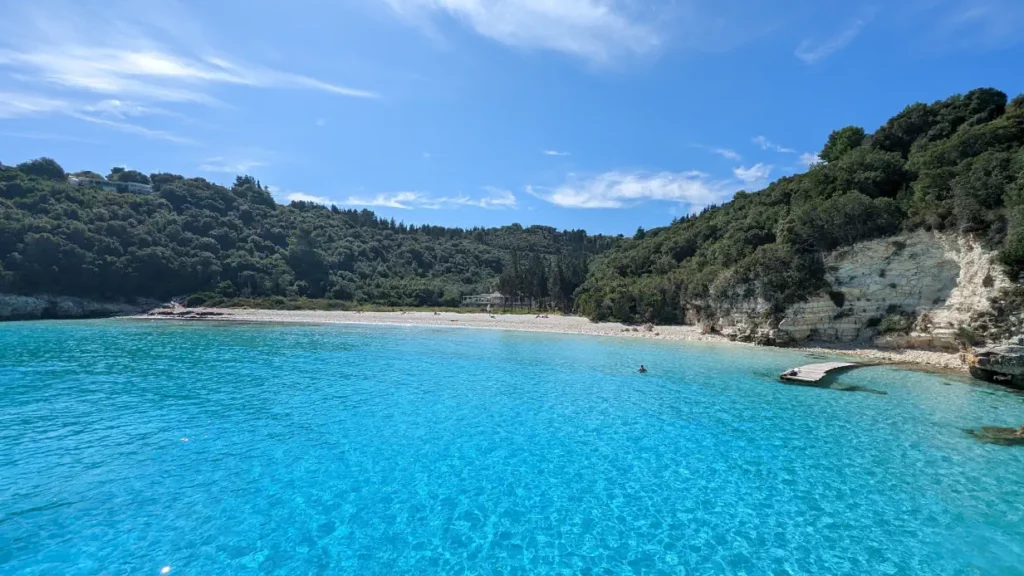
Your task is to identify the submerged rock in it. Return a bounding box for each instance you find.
[967,346,1024,389]
[965,426,1024,446]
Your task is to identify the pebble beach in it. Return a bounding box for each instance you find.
[137,308,968,372]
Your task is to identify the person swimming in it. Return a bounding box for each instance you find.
[638,365,648,373]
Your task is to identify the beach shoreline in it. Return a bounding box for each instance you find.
[134,307,969,372]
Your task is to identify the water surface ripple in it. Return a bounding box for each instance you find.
[1,320,1023,575]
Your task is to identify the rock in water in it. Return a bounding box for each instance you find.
[965,426,1024,446]
[968,346,1024,389]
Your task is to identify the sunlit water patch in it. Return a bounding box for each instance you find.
[1,320,1023,575]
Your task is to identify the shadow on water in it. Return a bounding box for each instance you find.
[781,379,889,395]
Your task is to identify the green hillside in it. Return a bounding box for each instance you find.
[0,164,615,309]
[576,88,1024,325]
[3,88,1023,324]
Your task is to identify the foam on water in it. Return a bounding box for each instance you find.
[1,320,1023,575]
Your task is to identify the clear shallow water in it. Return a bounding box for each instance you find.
[1,320,1023,576]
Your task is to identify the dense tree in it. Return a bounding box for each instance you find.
[3,88,1022,325]
[0,159,616,308]
[820,126,866,163]
[577,88,1024,324]
[16,158,66,181]
[107,167,152,185]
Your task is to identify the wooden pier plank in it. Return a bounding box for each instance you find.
[780,362,861,383]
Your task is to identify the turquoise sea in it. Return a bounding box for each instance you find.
[1,320,1023,575]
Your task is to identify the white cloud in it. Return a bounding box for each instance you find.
[381,0,659,64]
[527,170,734,209]
[0,92,72,118]
[0,130,100,143]
[199,157,267,174]
[752,135,797,154]
[798,152,821,169]
[448,187,518,209]
[795,18,868,64]
[0,48,378,103]
[691,144,742,161]
[343,192,435,209]
[0,1,377,144]
[287,192,335,205]
[68,112,194,144]
[84,99,178,119]
[711,147,741,161]
[286,188,517,210]
[0,90,192,143]
[543,150,571,156]
[733,163,773,184]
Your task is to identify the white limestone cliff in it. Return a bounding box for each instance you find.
[710,231,1020,351]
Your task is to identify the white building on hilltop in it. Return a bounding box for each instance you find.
[69,176,152,195]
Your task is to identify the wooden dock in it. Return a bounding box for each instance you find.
[779,362,862,383]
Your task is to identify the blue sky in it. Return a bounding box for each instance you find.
[1,0,1023,235]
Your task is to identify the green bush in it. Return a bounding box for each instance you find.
[878,313,915,334]
[185,293,215,307]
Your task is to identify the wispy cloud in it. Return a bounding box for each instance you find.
[712,148,741,161]
[692,144,742,161]
[0,0,377,145]
[287,192,337,205]
[0,48,378,103]
[68,111,194,144]
[342,192,436,209]
[452,187,518,209]
[0,92,71,119]
[0,130,100,143]
[795,17,869,64]
[543,150,571,157]
[199,157,267,174]
[0,90,192,143]
[287,187,517,210]
[753,135,797,154]
[798,152,821,169]
[733,163,773,184]
[751,135,820,172]
[84,99,179,119]
[381,0,659,64]
[527,170,735,209]
[926,0,1024,51]
[315,117,327,127]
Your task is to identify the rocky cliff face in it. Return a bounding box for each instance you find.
[967,346,1024,389]
[0,294,156,321]
[704,231,1022,351]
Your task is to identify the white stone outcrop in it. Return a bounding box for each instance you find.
[711,231,1016,350]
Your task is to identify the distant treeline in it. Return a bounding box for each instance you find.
[3,88,1023,324]
[577,88,1024,324]
[0,162,617,310]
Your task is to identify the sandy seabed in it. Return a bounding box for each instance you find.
[135,308,968,372]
